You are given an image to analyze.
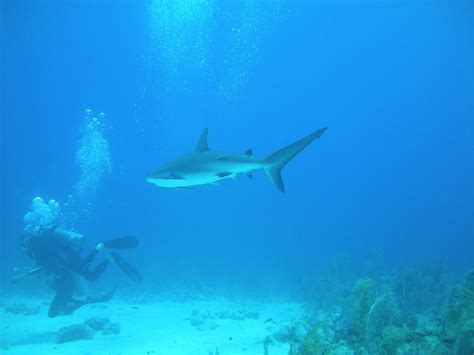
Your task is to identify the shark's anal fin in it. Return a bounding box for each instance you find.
[196,128,210,152]
[216,171,233,178]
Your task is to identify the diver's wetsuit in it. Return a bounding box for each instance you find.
[26,228,112,317]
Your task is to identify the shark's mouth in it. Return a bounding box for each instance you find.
[150,172,186,181]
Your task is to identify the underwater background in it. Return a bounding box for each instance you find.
[1,1,474,354]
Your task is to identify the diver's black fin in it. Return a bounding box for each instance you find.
[111,252,143,283]
[102,236,139,249]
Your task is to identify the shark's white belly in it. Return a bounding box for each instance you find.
[148,160,261,188]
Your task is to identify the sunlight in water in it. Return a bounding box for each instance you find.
[146,0,284,101]
[147,0,215,77]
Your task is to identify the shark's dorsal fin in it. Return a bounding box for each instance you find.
[244,149,253,157]
[196,128,210,152]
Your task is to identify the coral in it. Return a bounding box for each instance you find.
[381,326,407,355]
[347,277,404,354]
[351,277,376,335]
[297,326,331,355]
[273,322,307,343]
[364,293,401,354]
[456,330,474,355]
[297,267,474,355]
[439,269,474,354]
[365,293,399,338]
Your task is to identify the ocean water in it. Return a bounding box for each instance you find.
[1,1,473,354]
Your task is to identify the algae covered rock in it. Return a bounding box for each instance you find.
[190,316,205,326]
[5,305,40,315]
[196,321,219,331]
[57,324,95,343]
[85,316,110,331]
[84,316,121,335]
[57,317,121,343]
[102,322,121,335]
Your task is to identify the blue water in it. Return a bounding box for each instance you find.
[2,0,473,323]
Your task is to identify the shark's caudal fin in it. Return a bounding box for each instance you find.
[263,127,327,192]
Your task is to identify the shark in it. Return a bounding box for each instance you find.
[146,127,327,192]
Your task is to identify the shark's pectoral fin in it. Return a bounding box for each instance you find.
[216,171,233,178]
[246,172,253,179]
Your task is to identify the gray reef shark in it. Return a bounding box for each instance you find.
[146,127,327,192]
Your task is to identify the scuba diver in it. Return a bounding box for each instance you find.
[17,197,143,318]
[20,228,143,318]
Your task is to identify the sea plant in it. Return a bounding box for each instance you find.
[441,268,474,354]
[351,277,376,336]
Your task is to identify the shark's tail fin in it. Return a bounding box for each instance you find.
[263,127,327,192]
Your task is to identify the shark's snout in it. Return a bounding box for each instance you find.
[146,171,162,183]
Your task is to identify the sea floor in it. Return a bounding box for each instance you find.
[0,292,305,355]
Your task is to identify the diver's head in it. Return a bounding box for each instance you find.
[23,196,61,237]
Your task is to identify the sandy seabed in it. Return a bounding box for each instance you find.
[1,292,305,355]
